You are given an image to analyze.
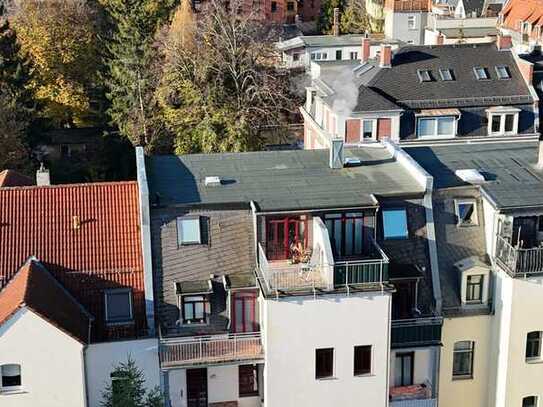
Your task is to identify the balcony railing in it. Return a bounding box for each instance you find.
[391,317,443,348]
[159,332,263,368]
[390,399,437,407]
[495,235,543,276]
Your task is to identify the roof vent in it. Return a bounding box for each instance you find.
[455,169,485,185]
[344,157,362,167]
[329,139,344,169]
[204,176,222,187]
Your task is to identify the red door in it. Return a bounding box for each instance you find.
[232,291,257,333]
[266,217,306,260]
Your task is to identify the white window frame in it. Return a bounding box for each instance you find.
[416,116,457,139]
[455,199,478,226]
[104,288,133,324]
[487,111,519,136]
[178,294,210,325]
[439,68,454,81]
[523,395,539,407]
[407,15,417,30]
[0,364,22,393]
[526,331,543,362]
[495,65,511,80]
[350,51,358,60]
[311,52,328,61]
[361,119,377,141]
[473,67,489,80]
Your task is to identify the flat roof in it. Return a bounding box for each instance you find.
[147,146,425,211]
[405,140,543,209]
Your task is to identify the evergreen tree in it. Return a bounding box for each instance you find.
[101,358,163,407]
[100,0,174,146]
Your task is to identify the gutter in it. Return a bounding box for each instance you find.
[384,141,443,313]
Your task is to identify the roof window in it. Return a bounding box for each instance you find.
[495,65,511,80]
[417,69,433,82]
[473,67,489,80]
[439,68,455,81]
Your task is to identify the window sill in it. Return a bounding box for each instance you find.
[0,389,26,395]
[457,223,479,228]
[180,322,209,327]
[525,357,543,364]
[316,376,338,381]
[452,375,473,381]
[384,236,409,241]
[354,372,374,378]
[106,319,135,327]
[239,393,260,398]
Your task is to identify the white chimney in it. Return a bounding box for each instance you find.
[538,137,543,169]
[36,163,50,186]
[329,139,344,169]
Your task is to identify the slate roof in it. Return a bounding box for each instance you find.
[0,259,92,343]
[0,170,34,187]
[405,140,543,210]
[461,0,486,16]
[147,146,425,211]
[0,181,147,341]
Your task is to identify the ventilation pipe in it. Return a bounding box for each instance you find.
[329,139,344,169]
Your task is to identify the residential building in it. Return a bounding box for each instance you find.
[499,0,543,54]
[277,33,401,70]
[384,0,431,45]
[140,142,442,407]
[0,177,158,407]
[424,0,502,45]
[406,139,543,407]
[301,36,539,149]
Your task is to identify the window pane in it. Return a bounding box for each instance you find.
[363,121,373,139]
[458,202,475,225]
[418,118,435,137]
[106,291,131,321]
[1,364,21,387]
[453,341,473,377]
[526,331,541,358]
[239,365,258,397]
[354,345,371,375]
[383,209,408,239]
[504,114,515,133]
[179,218,201,244]
[316,348,334,379]
[354,218,364,254]
[523,396,538,407]
[491,115,501,133]
[184,303,194,320]
[437,117,455,136]
[195,302,204,319]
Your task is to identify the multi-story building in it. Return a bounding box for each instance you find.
[406,139,543,407]
[0,174,158,406]
[301,35,539,149]
[384,0,431,45]
[499,0,543,54]
[138,141,442,407]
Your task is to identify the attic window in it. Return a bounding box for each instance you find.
[473,67,489,80]
[439,68,454,81]
[495,66,511,80]
[417,69,433,82]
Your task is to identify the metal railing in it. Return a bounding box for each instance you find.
[333,239,390,288]
[257,243,328,293]
[160,332,263,368]
[495,235,543,276]
[391,317,443,348]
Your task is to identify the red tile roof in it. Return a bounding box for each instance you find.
[0,170,34,188]
[0,181,146,341]
[501,0,543,31]
[0,259,92,343]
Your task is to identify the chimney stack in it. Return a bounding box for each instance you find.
[361,33,371,64]
[497,33,512,50]
[379,44,392,68]
[36,163,50,186]
[332,8,340,36]
[538,136,543,169]
[329,139,344,169]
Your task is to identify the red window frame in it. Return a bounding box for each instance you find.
[232,291,257,333]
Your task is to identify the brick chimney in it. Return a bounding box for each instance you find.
[497,33,512,50]
[332,8,340,36]
[436,32,444,45]
[379,44,392,68]
[518,58,534,84]
[361,33,371,64]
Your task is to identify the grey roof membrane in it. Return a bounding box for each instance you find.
[405,141,543,209]
[147,146,424,211]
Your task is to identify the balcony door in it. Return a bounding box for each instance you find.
[233,291,257,333]
[325,213,364,259]
[266,217,306,260]
[513,217,538,248]
[394,352,414,387]
[187,368,207,407]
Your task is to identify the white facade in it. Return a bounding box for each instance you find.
[85,337,160,407]
[0,308,86,407]
[262,292,392,407]
[385,10,428,45]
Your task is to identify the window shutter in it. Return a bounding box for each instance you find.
[345,119,361,143]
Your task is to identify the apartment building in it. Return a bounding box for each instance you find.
[0,175,158,407]
[301,35,538,149]
[406,139,543,407]
[139,141,442,407]
[499,0,543,54]
[384,0,431,45]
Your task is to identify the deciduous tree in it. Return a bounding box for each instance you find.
[341,0,371,33]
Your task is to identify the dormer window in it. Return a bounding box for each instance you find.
[181,295,209,324]
[417,69,433,82]
[466,275,483,303]
[455,257,490,307]
[495,66,511,80]
[487,107,520,136]
[455,200,478,226]
[473,67,489,80]
[439,68,454,81]
[417,116,456,139]
[104,289,133,324]
[177,216,208,246]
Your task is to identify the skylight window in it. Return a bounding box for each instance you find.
[495,66,511,80]
[417,69,433,82]
[473,67,489,80]
[439,68,454,81]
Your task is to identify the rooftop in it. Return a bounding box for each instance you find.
[500,0,543,30]
[147,146,425,211]
[405,140,543,209]
[0,170,34,188]
[277,33,399,52]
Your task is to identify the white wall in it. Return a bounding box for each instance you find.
[85,337,160,407]
[438,315,492,407]
[263,292,391,407]
[0,308,86,407]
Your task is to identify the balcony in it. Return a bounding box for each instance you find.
[390,399,437,407]
[391,317,442,348]
[390,382,436,407]
[495,235,543,276]
[159,332,263,368]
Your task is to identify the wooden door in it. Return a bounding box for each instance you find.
[187,368,207,407]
